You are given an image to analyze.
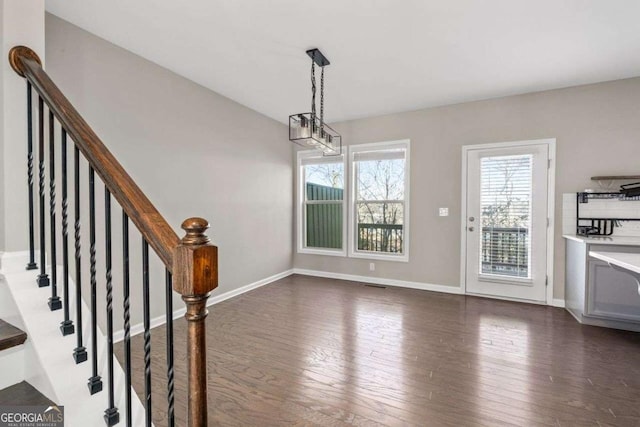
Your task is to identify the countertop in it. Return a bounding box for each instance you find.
[589,251,640,275]
[589,250,640,296]
[562,234,640,246]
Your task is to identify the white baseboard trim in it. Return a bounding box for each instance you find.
[292,269,566,308]
[292,268,464,295]
[113,269,294,343]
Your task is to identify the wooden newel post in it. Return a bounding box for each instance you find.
[173,217,218,427]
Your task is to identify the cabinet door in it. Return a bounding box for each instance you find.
[587,259,640,322]
[565,239,587,316]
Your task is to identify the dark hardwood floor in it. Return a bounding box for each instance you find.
[0,381,55,406]
[115,274,640,426]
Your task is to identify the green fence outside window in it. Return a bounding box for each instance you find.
[306,183,343,249]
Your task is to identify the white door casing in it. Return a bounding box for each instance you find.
[462,140,554,303]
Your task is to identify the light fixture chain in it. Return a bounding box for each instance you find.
[320,66,325,131]
[290,49,340,156]
[311,61,316,120]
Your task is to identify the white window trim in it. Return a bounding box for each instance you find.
[348,140,410,262]
[296,149,347,257]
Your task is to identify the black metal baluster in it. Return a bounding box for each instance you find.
[165,269,175,427]
[122,213,132,427]
[60,129,74,335]
[73,146,87,363]
[26,82,37,271]
[36,97,49,288]
[87,166,103,394]
[142,239,152,427]
[104,189,119,426]
[48,112,61,310]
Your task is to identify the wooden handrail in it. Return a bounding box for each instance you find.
[9,46,179,270]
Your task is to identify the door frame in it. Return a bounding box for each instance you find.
[460,138,556,305]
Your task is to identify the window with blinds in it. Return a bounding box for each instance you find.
[479,154,532,278]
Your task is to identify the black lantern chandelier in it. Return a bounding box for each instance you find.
[289,48,342,156]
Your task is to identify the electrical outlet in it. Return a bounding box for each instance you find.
[369,263,375,271]
[439,207,449,217]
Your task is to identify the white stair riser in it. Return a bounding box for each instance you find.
[0,345,26,390]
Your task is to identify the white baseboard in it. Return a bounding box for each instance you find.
[113,269,294,343]
[292,268,567,308]
[292,268,464,295]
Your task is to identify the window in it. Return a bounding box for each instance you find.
[296,140,410,261]
[297,152,346,256]
[350,140,410,261]
[480,154,532,278]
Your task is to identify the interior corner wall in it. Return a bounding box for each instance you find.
[44,13,292,324]
[1,1,45,252]
[0,1,5,252]
[293,77,640,301]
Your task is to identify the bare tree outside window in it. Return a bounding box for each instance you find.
[480,155,532,278]
[305,163,344,190]
[356,154,406,253]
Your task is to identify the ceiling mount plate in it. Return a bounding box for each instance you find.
[306,48,330,67]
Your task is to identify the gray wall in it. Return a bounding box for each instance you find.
[45,14,292,327]
[294,77,640,300]
[1,1,45,253]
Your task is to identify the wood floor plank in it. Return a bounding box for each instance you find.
[115,274,640,426]
[0,381,55,406]
[0,319,27,351]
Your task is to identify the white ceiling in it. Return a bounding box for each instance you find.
[46,0,640,124]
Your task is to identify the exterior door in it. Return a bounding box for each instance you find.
[465,143,549,302]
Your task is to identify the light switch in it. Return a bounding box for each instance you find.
[439,208,449,217]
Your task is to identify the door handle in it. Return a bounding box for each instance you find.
[468,226,474,232]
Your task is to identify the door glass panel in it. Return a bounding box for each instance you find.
[479,154,532,278]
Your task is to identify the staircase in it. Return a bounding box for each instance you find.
[0,320,54,407]
[0,319,27,391]
[0,319,27,353]
[2,46,220,426]
[0,260,54,407]
[0,259,31,395]
[0,251,146,425]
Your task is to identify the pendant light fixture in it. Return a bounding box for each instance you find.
[289,48,342,156]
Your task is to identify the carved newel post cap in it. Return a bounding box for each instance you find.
[9,46,42,78]
[180,217,211,246]
[174,217,218,296]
